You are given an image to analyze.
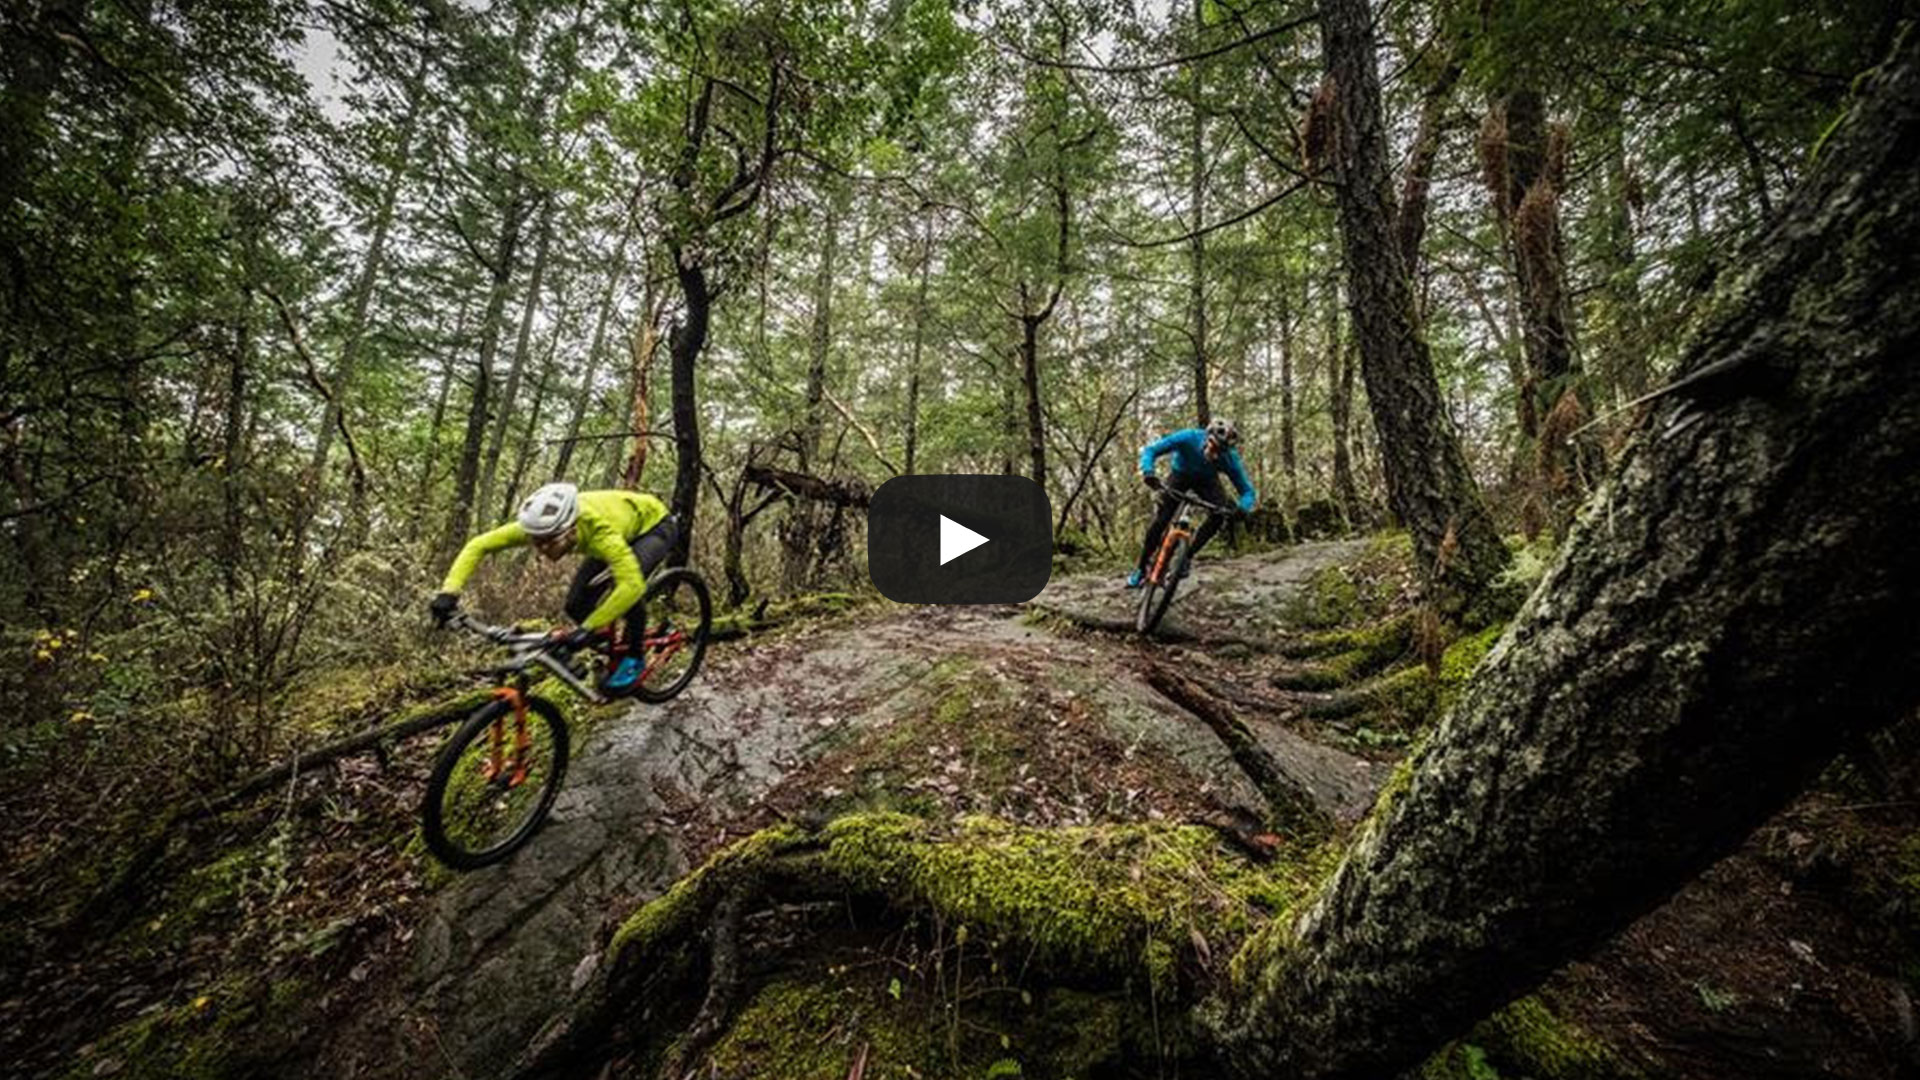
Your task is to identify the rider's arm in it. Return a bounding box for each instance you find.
[1139,431,1183,476]
[440,521,530,594]
[1224,451,1257,512]
[578,523,646,631]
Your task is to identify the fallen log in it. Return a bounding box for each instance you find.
[1142,663,1332,842]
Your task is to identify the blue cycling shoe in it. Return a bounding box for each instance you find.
[605,655,641,692]
[1125,569,1145,589]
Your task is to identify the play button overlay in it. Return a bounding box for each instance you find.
[868,475,1052,604]
[939,516,990,565]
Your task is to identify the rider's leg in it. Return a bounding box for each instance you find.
[608,517,682,691]
[564,559,610,625]
[1134,490,1181,577]
[1186,474,1231,558]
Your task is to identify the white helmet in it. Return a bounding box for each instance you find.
[518,482,580,538]
[1205,417,1239,447]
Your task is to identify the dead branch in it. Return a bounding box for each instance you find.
[743,464,871,508]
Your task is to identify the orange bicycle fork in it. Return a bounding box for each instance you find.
[486,686,534,788]
[1149,522,1193,585]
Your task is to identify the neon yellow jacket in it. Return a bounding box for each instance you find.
[440,490,670,630]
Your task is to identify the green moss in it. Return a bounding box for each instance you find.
[610,822,813,958]
[713,592,868,638]
[1421,1042,1504,1080]
[704,977,938,1079]
[614,813,1328,999]
[1330,623,1508,733]
[817,814,1309,992]
[1278,615,1415,690]
[65,977,307,1080]
[1474,995,1640,1080]
[1277,566,1363,630]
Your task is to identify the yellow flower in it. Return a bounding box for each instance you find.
[69,711,93,724]
[88,653,107,663]
[131,588,154,604]
[192,996,211,1012]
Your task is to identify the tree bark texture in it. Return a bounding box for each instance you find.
[1213,30,1920,1078]
[1315,0,1508,610]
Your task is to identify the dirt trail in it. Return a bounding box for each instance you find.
[324,541,1383,1079]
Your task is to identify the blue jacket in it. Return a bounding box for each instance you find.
[1140,428,1257,512]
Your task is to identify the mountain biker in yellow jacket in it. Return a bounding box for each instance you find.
[431,483,677,692]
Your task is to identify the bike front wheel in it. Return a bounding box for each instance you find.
[421,696,570,870]
[629,568,712,704]
[1136,536,1191,636]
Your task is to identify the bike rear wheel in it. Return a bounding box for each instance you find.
[1136,536,1191,636]
[629,568,712,703]
[421,696,570,870]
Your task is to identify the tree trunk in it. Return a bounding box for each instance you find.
[1020,316,1046,487]
[1486,85,1594,533]
[621,266,662,491]
[1315,0,1508,612]
[904,216,931,476]
[419,298,474,501]
[500,343,557,521]
[800,189,842,470]
[1327,277,1359,529]
[1212,31,1920,1076]
[1279,279,1299,521]
[1189,0,1210,426]
[553,224,634,480]
[307,59,423,495]
[479,193,557,520]
[220,286,251,599]
[1601,115,1649,404]
[443,194,529,555]
[667,246,711,565]
[1396,47,1462,303]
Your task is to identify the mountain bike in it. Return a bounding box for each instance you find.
[1135,487,1238,636]
[421,567,712,870]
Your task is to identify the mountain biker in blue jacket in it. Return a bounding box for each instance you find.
[1127,417,1256,588]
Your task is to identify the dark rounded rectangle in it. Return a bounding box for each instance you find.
[867,475,1053,604]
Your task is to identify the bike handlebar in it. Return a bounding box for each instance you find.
[1153,485,1241,518]
[442,611,606,703]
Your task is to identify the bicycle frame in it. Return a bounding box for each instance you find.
[448,612,608,705]
[1145,488,1234,586]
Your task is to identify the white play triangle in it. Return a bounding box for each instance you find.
[939,514,990,565]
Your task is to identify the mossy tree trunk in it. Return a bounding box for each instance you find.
[1210,25,1920,1078]
[1315,0,1509,610]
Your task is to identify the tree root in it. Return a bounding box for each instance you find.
[1272,613,1414,690]
[1141,663,1333,842]
[511,813,1326,1079]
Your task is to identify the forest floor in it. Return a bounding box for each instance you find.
[4,537,1915,1079]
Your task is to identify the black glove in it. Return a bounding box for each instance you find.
[429,592,459,626]
[1142,473,1162,491]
